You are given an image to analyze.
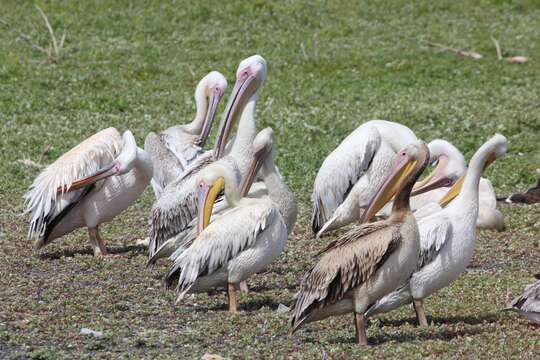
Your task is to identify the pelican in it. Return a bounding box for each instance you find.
[498,178,540,204]
[148,55,267,259]
[365,134,508,325]
[290,142,429,345]
[24,128,153,256]
[147,127,297,265]
[505,274,540,324]
[379,139,506,231]
[163,162,287,313]
[145,71,227,197]
[312,120,423,237]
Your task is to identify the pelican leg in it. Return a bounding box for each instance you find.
[354,312,368,345]
[227,283,238,313]
[413,299,428,326]
[238,280,249,293]
[88,227,108,257]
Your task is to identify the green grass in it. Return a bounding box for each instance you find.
[1,0,539,358]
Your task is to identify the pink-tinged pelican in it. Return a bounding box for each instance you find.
[366,134,507,325]
[24,128,153,256]
[505,274,540,324]
[312,120,425,237]
[148,55,267,259]
[290,142,429,345]
[164,161,287,313]
[145,71,227,198]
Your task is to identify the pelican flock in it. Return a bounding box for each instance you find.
[22,53,535,348]
[366,134,508,324]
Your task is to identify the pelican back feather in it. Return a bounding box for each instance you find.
[290,221,400,332]
[24,127,122,241]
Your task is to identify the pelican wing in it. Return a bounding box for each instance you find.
[311,125,381,233]
[144,132,185,190]
[290,221,400,331]
[24,127,122,240]
[417,213,453,269]
[148,151,215,257]
[164,199,284,299]
[163,134,204,168]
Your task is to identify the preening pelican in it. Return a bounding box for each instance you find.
[147,127,297,266]
[24,128,153,256]
[290,142,429,345]
[365,134,508,325]
[505,274,540,324]
[148,55,267,259]
[145,71,227,197]
[378,139,505,231]
[312,120,420,237]
[164,162,287,313]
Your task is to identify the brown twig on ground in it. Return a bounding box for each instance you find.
[424,41,483,60]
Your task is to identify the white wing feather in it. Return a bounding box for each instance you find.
[24,127,122,240]
[166,199,284,299]
[417,213,453,268]
[311,125,381,231]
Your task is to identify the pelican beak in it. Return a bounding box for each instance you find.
[360,155,418,223]
[239,148,266,197]
[214,70,262,158]
[438,175,464,207]
[411,166,455,196]
[57,163,118,194]
[439,151,498,207]
[197,87,223,148]
[483,152,497,171]
[197,177,225,234]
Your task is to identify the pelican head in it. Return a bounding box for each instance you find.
[239,127,275,196]
[214,55,267,158]
[439,134,507,207]
[190,71,227,147]
[412,139,466,196]
[196,163,240,233]
[360,141,430,222]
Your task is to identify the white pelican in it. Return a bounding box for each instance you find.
[145,71,227,197]
[24,128,153,256]
[379,139,506,231]
[365,134,508,325]
[290,142,429,345]
[148,55,267,259]
[164,162,287,313]
[312,120,425,237]
[147,127,297,266]
[506,274,540,324]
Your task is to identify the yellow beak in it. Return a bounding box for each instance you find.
[438,174,464,207]
[197,177,225,234]
[360,158,417,223]
[438,151,498,207]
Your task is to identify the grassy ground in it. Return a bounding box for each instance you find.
[1,0,539,358]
